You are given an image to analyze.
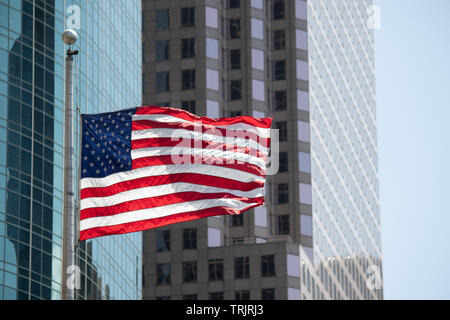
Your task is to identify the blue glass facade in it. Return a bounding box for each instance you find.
[0,0,142,299]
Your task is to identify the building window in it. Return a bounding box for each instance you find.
[183,261,197,282]
[182,69,196,90]
[235,290,250,300]
[156,230,170,252]
[183,228,197,249]
[209,259,224,281]
[276,121,287,141]
[273,90,287,111]
[156,9,170,29]
[276,183,289,204]
[229,111,242,117]
[279,151,288,172]
[273,60,286,80]
[156,71,170,93]
[273,30,285,50]
[183,294,197,300]
[156,296,170,300]
[209,292,224,300]
[261,255,275,277]
[230,49,241,69]
[277,214,290,234]
[229,19,241,39]
[182,100,196,114]
[235,256,250,279]
[156,263,171,285]
[230,80,242,100]
[272,0,285,20]
[261,288,275,300]
[231,238,245,245]
[231,214,244,227]
[155,40,169,61]
[181,7,195,27]
[181,38,195,59]
[228,0,240,9]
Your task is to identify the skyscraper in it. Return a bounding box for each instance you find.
[0,0,142,299]
[141,0,382,300]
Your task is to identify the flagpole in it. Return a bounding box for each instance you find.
[61,29,78,300]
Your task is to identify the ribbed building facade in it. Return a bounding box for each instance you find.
[0,0,142,299]
[141,0,382,300]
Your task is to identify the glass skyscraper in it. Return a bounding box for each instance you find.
[141,0,382,300]
[0,0,142,299]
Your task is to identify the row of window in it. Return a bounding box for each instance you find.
[156,288,275,300]
[156,254,276,286]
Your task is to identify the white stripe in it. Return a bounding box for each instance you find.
[80,198,259,231]
[131,147,266,169]
[131,127,269,154]
[132,113,271,138]
[81,182,263,209]
[80,164,264,190]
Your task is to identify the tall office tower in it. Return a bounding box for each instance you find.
[142,0,382,300]
[0,0,142,299]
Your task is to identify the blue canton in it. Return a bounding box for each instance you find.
[81,108,136,179]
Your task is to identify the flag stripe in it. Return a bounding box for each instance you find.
[134,106,272,129]
[80,198,262,231]
[81,182,264,210]
[81,172,264,200]
[79,205,261,241]
[80,164,264,190]
[81,191,263,220]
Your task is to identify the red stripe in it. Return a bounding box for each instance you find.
[131,137,267,159]
[79,204,262,241]
[132,119,270,148]
[81,192,264,220]
[132,155,265,177]
[135,105,273,128]
[81,173,264,199]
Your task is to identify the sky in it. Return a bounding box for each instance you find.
[375,0,450,299]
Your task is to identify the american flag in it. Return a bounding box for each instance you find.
[79,106,272,240]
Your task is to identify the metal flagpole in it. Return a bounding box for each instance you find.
[61,29,79,300]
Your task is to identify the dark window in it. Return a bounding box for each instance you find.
[279,152,288,172]
[156,71,170,92]
[273,30,285,50]
[181,38,195,59]
[235,256,249,279]
[231,238,244,245]
[228,0,240,9]
[229,111,242,117]
[182,100,196,114]
[181,7,195,27]
[229,19,241,39]
[276,121,287,141]
[261,255,275,277]
[156,263,171,285]
[273,60,286,80]
[231,214,244,227]
[156,9,170,29]
[182,69,196,90]
[273,90,287,111]
[183,294,197,300]
[157,230,171,252]
[183,261,197,282]
[272,0,285,20]
[230,49,241,69]
[276,184,289,204]
[262,288,275,300]
[209,292,224,300]
[235,290,250,300]
[183,228,197,249]
[277,214,290,235]
[209,259,224,281]
[156,40,170,61]
[156,296,170,300]
[230,80,242,100]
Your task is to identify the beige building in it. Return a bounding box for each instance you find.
[141,0,383,300]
